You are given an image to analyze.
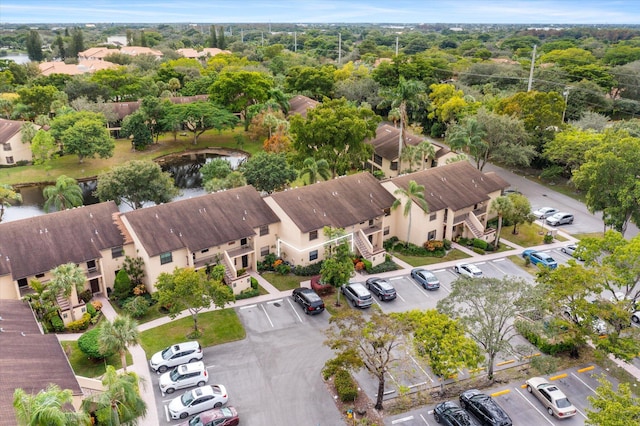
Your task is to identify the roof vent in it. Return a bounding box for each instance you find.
[94,230,98,235]
[155,213,159,219]
[89,213,93,218]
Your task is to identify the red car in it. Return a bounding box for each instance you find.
[176,406,239,426]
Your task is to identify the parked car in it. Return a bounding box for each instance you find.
[292,287,325,315]
[176,406,239,426]
[502,188,521,196]
[522,250,558,269]
[411,268,440,290]
[459,389,513,426]
[632,311,640,324]
[341,282,373,308]
[434,401,482,425]
[526,377,577,418]
[546,212,574,226]
[168,385,228,420]
[562,305,607,335]
[159,361,208,394]
[454,263,483,278]
[149,341,203,373]
[365,277,397,301]
[532,207,558,219]
[560,244,582,260]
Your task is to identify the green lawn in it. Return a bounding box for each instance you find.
[1,126,262,185]
[500,222,567,247]
[138,309,245,359]
[111,301,168,325]
[392,248,471,267]
[61,340,133,378]
[260,272,308,291]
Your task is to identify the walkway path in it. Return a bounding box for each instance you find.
[56,226,640,424]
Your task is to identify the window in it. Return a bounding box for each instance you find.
[111,246,124,258]
[259,224,269,236]
[430,213,437,221]
[368,219,374,226]
[390,161,398,171]
[5,156,14,164]
[18,278,28,288]
[309,250,318,261]
[200,248,209,253]
[240,237,247,246]
[260,246,269,257]
[309,230,318,241]
[383,226,390,236]
[373,153,383,166]
[87,260,97,272]
[3,143,11,151]
[35,273,45,278]
[160,252,173,265]
[428,230,436,241]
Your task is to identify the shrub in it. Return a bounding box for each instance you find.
[86,302,97,318]
[334,369,358,402]
[485,243,495,252]
[237,268,247,277]
[78,327,114,359]
[472,247,485,255]
[66,313,92,332]
[368,260,399,274]
[355,261,365,271]
[458,237,471,246]
[78,289,93,303]
[423,240,444,252]
[275,263,291,275]
[383,236,399,251]
[122,296,150,319]
[50,314,65,332]
[472,238,488,250]
[362,259,373,272]
[113,269,133,301]
[442,239,452,250]
[515,319,578,355]
[235,287,260,300]
[91,300,103,311]
[257,253,278,272]
[250,277,258,290]
[544,234,554,244]
[292,261,323,276]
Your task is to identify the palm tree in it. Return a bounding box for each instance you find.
[414,141,437,170]
[380,77,427,173]
[43,175,83,213]
[49,263,87,321]
[0,183,22,223]
[392,180,429,244]
[81,366,147,426]
[490,196,513,247]
[98,316,140,373]
[13,384,91,426]
[446,118,487,170]
[299,157,331,185]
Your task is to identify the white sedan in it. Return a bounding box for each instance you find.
[168,385,228,420]
[532,207,558,219]
[454,262,483,278]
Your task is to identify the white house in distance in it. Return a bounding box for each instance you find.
[0,118,34,165]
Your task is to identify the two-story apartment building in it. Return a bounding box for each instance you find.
[0,118,35,166]
[265,172,397,267]
[0,202,132,324]
[382,161,509,246]
[118,185,280,294]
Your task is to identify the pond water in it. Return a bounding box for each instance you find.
[1,53,30,64]
[3,151,247,223]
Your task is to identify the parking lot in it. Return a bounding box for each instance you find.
[384,365,612,426]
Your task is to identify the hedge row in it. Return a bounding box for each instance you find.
[334,369,358,402]
[66,312,92,332]
[515,319,578,355]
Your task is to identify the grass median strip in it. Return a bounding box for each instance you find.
[61,340,133,378]
[139,309,245,359]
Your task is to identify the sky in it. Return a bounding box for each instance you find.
[1,0,640,25]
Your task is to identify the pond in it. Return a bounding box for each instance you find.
[3,149,247,222]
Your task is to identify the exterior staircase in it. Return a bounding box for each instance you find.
[463,212,484,238]
[55,292,70,312]
[353,232,373,258]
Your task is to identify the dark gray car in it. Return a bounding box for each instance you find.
[460,389,512,426]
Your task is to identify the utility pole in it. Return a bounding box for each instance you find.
[338,32,342,65]
[527,44,537,92]
[261,32,264,47]
[294,31,297,52]
[240,29,244,43]
[395,36,399,56]
[562,87,572,122]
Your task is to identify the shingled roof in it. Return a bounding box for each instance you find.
[391,161,510,212]
[0,202,124,280]
[0,300,82,426]
[121,186,280,257]
[109,95,209,120]
[367,123,427,161]
[269,172,396,233]
[0,118,23,143]
[288,95,319,118]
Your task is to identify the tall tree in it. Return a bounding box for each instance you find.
[299,157,331,185]
[95,160,179,210]
[43,175,83,213]
[61,117,114,163]
[437,276,530,381]
[81,366,147,426]
[290,98,380,177]
[13,384,90,426]
[169,102,238,144]
[120,111,152,151]
[49,263,86,321]
[490,195,513,247]
[572,132,640,236]
[0,184,22,223]
[209,25,218,48]
[209,71,274,131]
[217,26,226,49]
[154,266,234,335]
[98,316,140,373]
[26,30,43,61]
[17,85,59,117]
[379,77,427,172]
[586,374,640,426]
[319,227,355,307]
[399,309,483,392]
[502,193,535,235]
[70,28,84,58]
[30,130,59,165]
[239,152,297,194]
[324,307,408,411]
[392,180,428,244]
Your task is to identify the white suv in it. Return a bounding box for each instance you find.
[159,361,208,394]
[150,341,203,373]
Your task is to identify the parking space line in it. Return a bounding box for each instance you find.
[409,354,434,382]
[390,277,403,281]
[260,303,274,327]
[493,258,505,262]
[575,407,588,419]
[491,262,506,275]
[266,299,283,304]
[419,413,430,424]
[475,262,486,265]
[434,269,446,273]
[514,388,555,425]
[571,372,597,393]
[164,405,170,422]
[439,282,451,293]
[387,371,398,384]
[391,416,414,424]
[239,304,256,309]
[286,298,303,322]
[396,292,406,302]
